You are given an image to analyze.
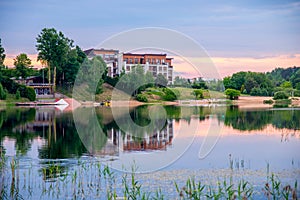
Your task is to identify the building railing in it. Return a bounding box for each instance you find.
[27,83,53,86]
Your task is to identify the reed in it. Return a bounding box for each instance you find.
[0,157,299,200]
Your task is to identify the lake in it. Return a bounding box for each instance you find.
[0,105,299,199]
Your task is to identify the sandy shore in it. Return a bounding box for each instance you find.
[232,96,300,109]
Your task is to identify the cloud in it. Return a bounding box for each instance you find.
[172,54,300,78]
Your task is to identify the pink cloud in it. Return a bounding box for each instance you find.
[173,54,300,78]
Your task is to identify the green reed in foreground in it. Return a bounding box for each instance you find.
[0,157,299,200]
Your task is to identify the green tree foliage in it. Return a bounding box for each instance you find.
[267,66,299,87]
[191,78,208,89]
[136,93,148,102]
[15,89,20,100]
[273,91,289,100]
[117,65,155,96]
[162,88,178,101]
[62,46,86,86]
[250,87,268,96]
[0,38,5,68]
[225,89,241,100]
[206,79,224,92]
[224,71,276,96]
[191,89,204,99]
[36,28,74,87]
[0,83,7,100]
[14,53,32,80]
[228,72,247,90]
[280,81,292,89]
[26,87,36,101]
[76,56,106,95]
[0,76,36,101]
[155,73,168,87]
[173,76,190,87]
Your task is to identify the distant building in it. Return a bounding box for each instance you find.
[84,48,174,84]
[84,48,122,78]
[123,53,174,84]
[11,76,53,96]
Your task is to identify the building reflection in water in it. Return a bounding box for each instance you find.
[12,108,174,157]
[105,119,174,154]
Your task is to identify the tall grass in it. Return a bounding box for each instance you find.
[0,156,299,200]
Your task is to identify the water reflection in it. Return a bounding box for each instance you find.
[225,105,300,131]
[0,106,300,160]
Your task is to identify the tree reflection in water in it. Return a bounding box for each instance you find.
[0,105,299,161]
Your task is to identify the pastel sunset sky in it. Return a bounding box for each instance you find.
[0,0,299,78]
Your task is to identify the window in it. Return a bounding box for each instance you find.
[129,58,133,64]
[159,66,162,71]
[162,59,165,64]
[152,59,155,64]
[157,59,160,64]
[124,58,128,63]
[134,58,138,64]
[126,66,130,71]
[147,58,151,63]
[163,67,167,71]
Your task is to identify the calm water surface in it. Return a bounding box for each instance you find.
[0,105,299,199]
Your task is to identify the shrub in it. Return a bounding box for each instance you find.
[26,87,36,101]
[294,90,300,97]
[191,89,204,99]
[162,88,178,101]
[273,91,289,100]
[263,99,274,104]
[0,83,7,100]
[136,94,148,102]
[15,89,21,100]
[225,89,241,100]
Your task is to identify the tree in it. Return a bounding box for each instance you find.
[280,81,292,89]
[155,73,168,87]
[225,89,241,100]
[116,65,155,96]
[223,76,232,89]
[15,89,20,100]
[230,71,247,90]
[75,56,106,96]
[14,53,32,80]
[0,38,5,68]
[191,89,204,99]
[0,83,7,100]
[273,91,289,100]
[36,28,74,91]
[62,46,86,86]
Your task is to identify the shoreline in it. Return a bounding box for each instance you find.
[2,96,300,109]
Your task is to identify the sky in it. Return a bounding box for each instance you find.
[0,0,299,77]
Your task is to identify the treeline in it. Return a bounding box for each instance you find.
[224,67,300,97]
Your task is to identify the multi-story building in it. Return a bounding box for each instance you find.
[84,48,122,78]
[84,48,174,84]
[123,53,174,84]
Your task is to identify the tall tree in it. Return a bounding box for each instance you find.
[36,28,73,91]
[62,46,86,86]
[14,53,32,80]
[0,38,5,70]
[155,73,168,87]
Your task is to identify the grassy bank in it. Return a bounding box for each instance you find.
[0,93,30,106]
